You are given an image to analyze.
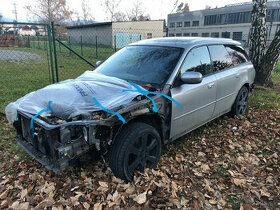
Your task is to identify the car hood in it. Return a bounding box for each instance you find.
[5,71,145,123]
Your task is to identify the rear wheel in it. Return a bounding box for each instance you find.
[109,122,161,182]
[230,86,249,116]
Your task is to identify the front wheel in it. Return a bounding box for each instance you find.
[230,86,249,116]
[109,122,161,182]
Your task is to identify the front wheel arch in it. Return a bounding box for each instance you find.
[112,114,165,145]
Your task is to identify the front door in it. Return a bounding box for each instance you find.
[170,46,217,139]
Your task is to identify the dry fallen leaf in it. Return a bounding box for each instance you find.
[133,191,147,204]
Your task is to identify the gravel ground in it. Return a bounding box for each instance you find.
[0,50,42,62]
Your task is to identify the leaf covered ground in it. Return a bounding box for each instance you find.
[0,91,279,209]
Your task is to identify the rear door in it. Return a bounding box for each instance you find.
[170,46,216,139]
[208,45,248,117]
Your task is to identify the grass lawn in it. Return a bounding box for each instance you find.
[0,46,109,112]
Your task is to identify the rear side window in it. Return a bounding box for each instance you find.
[208,45,232,72]
[225,45,248,66]
[180,46,212,76]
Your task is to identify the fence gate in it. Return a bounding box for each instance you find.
[0,22,54,113]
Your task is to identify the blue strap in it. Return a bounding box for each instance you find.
[93,98,126,124]
[30,101,53,137]
[123,82,182,112]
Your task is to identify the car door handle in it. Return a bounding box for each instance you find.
[207,82,215,89]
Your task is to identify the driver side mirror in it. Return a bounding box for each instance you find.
[181,72,202,84]
[96,61,102,67]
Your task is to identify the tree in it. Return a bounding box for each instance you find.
[25,0,73,25]
[104,0,121,21]
[81,0,94,24]
[249,0,280,86]
[176,2,190,13]
[126,0,151,21]
[113,12,127,21]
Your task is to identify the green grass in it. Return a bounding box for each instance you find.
[0,45,115,112]
[250,71,280,109]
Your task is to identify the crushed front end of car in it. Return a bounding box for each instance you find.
[14,109,116,172]
[6,70,170,173]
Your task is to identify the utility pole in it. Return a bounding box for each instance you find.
[12,3,18,22]
[12,3,18,35]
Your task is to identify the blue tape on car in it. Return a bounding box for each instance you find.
[30,101,53,137]
[123,82,182,112]
[93,98,126,124]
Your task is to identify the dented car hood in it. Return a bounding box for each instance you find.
[5,71,145,123]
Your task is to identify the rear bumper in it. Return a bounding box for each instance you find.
[16,135,69,173]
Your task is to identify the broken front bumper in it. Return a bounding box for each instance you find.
[15,110,111,173]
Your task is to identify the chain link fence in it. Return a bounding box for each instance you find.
[0,21,278,114]
[55,23,165,80]
[0,22,53,112]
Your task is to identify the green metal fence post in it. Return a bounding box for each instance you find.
[95,35,98,58]
[114,34,117,52]
[80,35,83,56]
[51,22,59,83]
[38,36,40,49]
[68,36,71,56]
[27,36,30,48]
[47,25,55,84]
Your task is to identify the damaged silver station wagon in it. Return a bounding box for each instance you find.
[6,37,255,181]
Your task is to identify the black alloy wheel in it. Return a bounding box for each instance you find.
[231,86,249,116]
[109,122,161,182]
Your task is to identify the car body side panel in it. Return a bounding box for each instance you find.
[169,74,217,139]
[213,62,255,117]
[212,66,240,117]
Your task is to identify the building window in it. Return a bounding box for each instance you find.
[170,23,175,28]
[233,32,243,40]
[211,32,219,38]
[267,9,280,22]
[183,33,190,36]
[176,33,182,37]
[204,11,251,26]
[169,33,175,37]
[176,22,183,27]
[184,21,191,27]
[147,33,152,39]
[192,21,199,26]
[221,32,230,38]
[202,33,209,37]
[191,33,199,37]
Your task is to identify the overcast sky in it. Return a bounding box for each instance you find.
[1,0,249,22]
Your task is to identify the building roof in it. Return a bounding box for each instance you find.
[168,0,280,17]
[66,22,112,29]
[66,20,165,30]
[130,37,241,49]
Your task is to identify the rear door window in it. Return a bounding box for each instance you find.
[208,45,232,72]
[225,45,248,66]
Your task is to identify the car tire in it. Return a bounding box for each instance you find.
[230,86,249,117]
[109,122,161,182]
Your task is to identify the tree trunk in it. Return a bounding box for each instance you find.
[256,29,280,87]
[249,0,267,69]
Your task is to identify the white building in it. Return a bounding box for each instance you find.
[167,0,280,46]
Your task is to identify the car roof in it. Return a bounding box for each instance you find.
[129,37,242,49]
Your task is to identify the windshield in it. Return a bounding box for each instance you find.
[96,46,183,87]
